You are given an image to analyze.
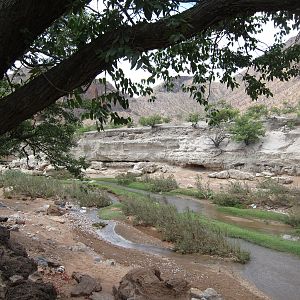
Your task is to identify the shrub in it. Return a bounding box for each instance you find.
[212,192,244,207]
[139,115,162,127]
[162,116,171,123]
[286,206,300,228]
[116,173,137,185]
[245,104,269,119]
[195,175,213,199]
[282,101,297,114]
[212,182,252,207]
[0,171,110,208]
[142,175,178,192]
[270,106,282,116]
[121,196,249,262]
[208,107,239,126]
[207,127,228,148]
[186,113,201,127]
[230,115,265,145]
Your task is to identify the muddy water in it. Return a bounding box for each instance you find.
[93,183,300,300]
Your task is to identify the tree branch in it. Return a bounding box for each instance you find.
[0,0,85,78]
[0,0,299,135]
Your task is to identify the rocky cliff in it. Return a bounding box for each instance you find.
[74,118,300,176]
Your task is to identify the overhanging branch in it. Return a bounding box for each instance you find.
[0,0,300,135]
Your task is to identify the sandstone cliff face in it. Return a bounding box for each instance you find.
[74,119,300,176]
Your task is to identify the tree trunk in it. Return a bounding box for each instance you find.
[0,0,81,77]
[0,0,299,135]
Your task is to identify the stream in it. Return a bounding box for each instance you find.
[88,182,300,300]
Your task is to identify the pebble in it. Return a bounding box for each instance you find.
[10,225,20,232]
[56,266,65,273]
[15,219,26,225]
[105,259,116,266]
[94,256,102,263]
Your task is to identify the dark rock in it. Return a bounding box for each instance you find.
[54,199,66,207]
[9,225,20,232]
[89,291,114,300]
[9,275,24,284]
[34,257,49,267]
[28,272,43,283]
[0,254,37,279]
[46,204,63,216]
[15,219,26,225]
[113,267,190,300]
[7,240,27,257]
[5,281,57,300]
[0,217,8,222]
[0,226,10,244]
[71,272,102,297]
[47,259,61,268]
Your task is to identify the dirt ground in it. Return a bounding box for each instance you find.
[0,187,271,300]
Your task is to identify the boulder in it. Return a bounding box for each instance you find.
[127,169,143,177]
[0,255,37,279]
[46,204,63,216]
[190,287,223,300]
[5,281,57,300]
[71,272,102,297]
[9,275,24,284]
[208,171,229,179]
[89,292,114,300]
[113,267,190,300]
[227,169,255,180]
[208,169,254,180]
[133,162,158,174]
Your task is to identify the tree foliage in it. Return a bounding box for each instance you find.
[230,115,266,145]
[139,114,162,127]
[208,102,240,126]
[186,113,201,127]
[1,0,300,170]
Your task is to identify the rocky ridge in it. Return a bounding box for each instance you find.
[73,119,300,176]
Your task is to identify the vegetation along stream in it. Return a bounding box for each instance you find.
[86,180,300,300]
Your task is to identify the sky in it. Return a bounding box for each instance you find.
[89,0,299,86]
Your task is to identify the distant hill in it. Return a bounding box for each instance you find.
[123,33,300,121]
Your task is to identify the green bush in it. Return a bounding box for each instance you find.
[195,175,213,199]
[245,104,269,119]
[213,182,252,207]
[270,106,282,116]
[212,192,244,207]
[116,173,137,185]
[282,101,297,114]
[139,115,162,127]
[0,171,110,208]
[230,115,265,145]
[142,175,178,192]
[162,116,171,123]
[186,113,201,127]
[122,196,249,262]
[208,107,239,126]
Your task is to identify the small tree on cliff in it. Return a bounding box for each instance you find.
[230,115,265,145]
